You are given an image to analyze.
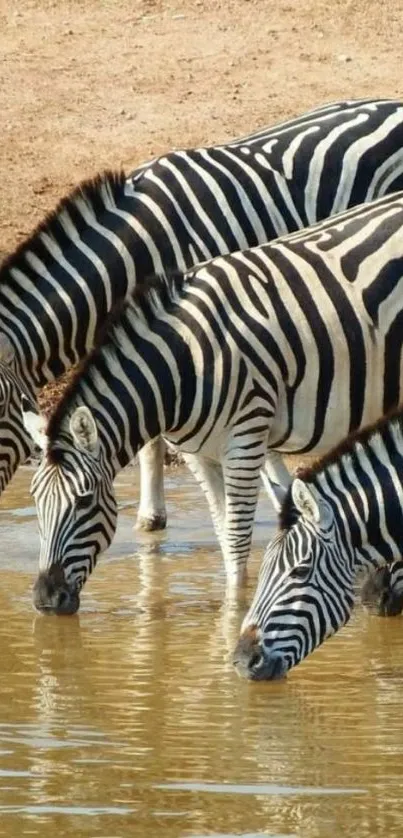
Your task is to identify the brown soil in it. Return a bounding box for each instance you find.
[1,0,402,466]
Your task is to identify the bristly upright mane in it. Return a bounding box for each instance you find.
[0,170,127,283]
[46,270,188,451]
[278,404,403,531]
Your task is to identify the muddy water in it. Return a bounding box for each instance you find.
[0,467,402,837]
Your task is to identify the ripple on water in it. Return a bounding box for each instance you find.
[0,467,402,837]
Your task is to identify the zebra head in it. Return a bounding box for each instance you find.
[0,334,38,491]
[233,478,356,680]
[360,560,403,617]
[22,400,118,615]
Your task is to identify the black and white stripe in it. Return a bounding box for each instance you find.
[234,406,403,680]
[2,98,403,526]
[22,188,403,613]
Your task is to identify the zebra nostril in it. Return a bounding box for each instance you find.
[57,590,68,608]
[53,587,80,615]
[249,652,263,670]
[33,569,80,615]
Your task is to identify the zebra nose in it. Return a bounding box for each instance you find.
[379,589,403,617]
[233,625,287,681]
[233,625,266,679]
[32,565,80,616]
[380,560,403,616]
[361,565,403,617]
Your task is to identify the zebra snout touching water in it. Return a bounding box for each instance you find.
[24,404,119,615]
[360,560,403,616]
[33,564,80,616]
[21,188,403,614]
[235,410,403,681]
[232,624,289,681]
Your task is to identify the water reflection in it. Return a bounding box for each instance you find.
[0,467,402,836]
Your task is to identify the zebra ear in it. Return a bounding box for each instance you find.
[69,407,99,454]
[21,396,48,452]
[0,333,15,365]
[291,478,321,524]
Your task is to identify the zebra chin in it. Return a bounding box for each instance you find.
[32,564,80,616]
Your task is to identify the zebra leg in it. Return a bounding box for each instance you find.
[184,442,264,588]
[221,436,268,588]
[182,454,226,548]
[261,450,292,512]
[136,437,167,531]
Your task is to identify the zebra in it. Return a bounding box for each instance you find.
[21,188,403,614]
[233,408,403,682]
[360,560,403,616]
[2,99,403,531]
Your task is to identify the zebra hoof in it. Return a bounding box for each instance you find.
[135,513,167,532]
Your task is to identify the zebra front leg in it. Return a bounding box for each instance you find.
[182,453,226,549]
[136,437,167,531]
[261,450,292,513]
[222,436,268,589]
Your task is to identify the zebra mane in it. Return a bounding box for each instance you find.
[279,404,403,531]
[45,270,188,450]
[0,170,127,282]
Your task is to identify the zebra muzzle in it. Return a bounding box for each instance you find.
[232,626,287,681]
[32,564,80,616]
[361,564,403,618]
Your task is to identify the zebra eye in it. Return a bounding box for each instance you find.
[76,493,93,511]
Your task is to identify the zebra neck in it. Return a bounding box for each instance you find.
[313,441,403,569]
[53,318,196,474]
[0,189,164,390]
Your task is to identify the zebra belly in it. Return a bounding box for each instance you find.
[164,430,227,461]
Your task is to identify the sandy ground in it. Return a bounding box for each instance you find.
[1,0,403,454]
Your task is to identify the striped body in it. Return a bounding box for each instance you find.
[23,189,403,613]
[234,408,403,681]
[2,99,403,530]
